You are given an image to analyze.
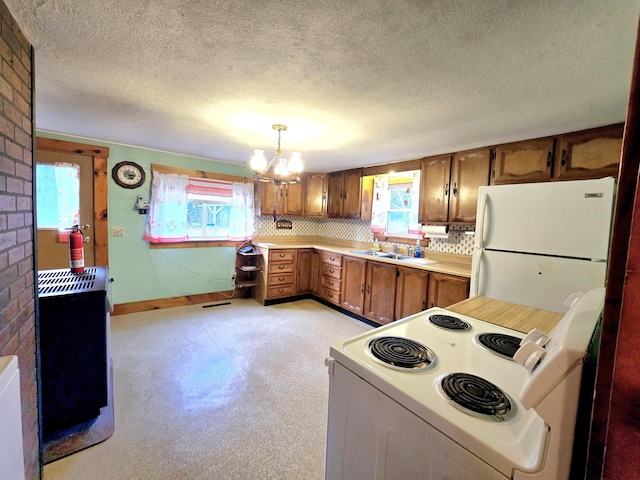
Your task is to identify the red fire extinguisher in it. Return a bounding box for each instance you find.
[69,224,89,274]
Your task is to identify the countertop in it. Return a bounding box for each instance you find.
[252,236,472,278]
[447,296,564,334]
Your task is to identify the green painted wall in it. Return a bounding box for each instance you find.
[37,131,253,305]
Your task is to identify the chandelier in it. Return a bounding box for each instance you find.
[249,124,303,184]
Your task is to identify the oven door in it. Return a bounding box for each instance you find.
[325,361,508,480]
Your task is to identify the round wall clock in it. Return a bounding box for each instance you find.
[112,161,146,189]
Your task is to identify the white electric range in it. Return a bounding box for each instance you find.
[325,288,604,480]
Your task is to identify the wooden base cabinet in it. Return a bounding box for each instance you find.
[265,249,297,299]
[341,257,367,316]
[341,258,397,325]
[427,272,470,309]
[363,262,397,325]
[395,266,429,320]
[319,252,343,305]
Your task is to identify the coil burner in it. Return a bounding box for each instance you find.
[428,314,471,331]
[475,333,523,360]
[367,336,436,371]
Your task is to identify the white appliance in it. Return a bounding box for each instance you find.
[325,288,604,479]
[0,355,25,480]
[470,177,616,313]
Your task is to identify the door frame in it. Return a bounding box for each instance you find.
[35,137,109,267]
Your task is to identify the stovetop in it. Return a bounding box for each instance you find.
[329,306,548,476]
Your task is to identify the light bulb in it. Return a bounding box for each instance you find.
[289,152,303,173]
[250,149,267,173]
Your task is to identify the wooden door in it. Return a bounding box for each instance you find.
[342,169,362,218]
[327,172,344,217]
[492,138,554,184]
[419,154,452,224]
[554,124,624,181]
[283,183,303,216]
[364,261,397,325]
[304,173,327,217]
[448,148,491,223]
[296,249,312,294]
[427,272,470,309]
[341,256,366,315]
[309,249,321,294]
[36,150,95,270]
[395,267,429,320]
[259,182,283,216]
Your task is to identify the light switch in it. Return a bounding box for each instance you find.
[111,227,124,237]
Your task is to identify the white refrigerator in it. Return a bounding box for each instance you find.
[470,177,616,313]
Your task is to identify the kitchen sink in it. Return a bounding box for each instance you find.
[349,250,440,265]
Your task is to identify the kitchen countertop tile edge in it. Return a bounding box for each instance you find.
[252,235,472,278]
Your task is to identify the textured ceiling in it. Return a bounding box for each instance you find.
[4,0,640,172]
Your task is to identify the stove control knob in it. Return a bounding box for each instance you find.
[514,341,546,372]
[520,328,549,347]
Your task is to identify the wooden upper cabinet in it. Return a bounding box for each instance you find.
[448,148,491,223]
[492,138,555,185]
[258,182,303,216]
[304,173,327,217]
[328,169,362,218]
[258,182,280,216]
[553,124,624,181]
[419,154,452,224]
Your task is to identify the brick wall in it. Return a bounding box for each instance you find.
[0,1,38,479]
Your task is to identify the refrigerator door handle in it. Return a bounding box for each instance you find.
[470,249,483,296]
[476,192,488,249]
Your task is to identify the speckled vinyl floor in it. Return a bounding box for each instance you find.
[43,298,372,480]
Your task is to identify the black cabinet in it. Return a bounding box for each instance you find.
[38,266,111,435]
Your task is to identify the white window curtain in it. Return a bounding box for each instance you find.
[54,162,80,230]
[370,175,389,234]
[408,172,421,235]
[229,182,256,240]
[143,172,189,243]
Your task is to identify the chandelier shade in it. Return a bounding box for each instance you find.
[250,124,303,184]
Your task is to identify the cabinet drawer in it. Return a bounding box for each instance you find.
[321,275,341,293]
[321,251,343,267]
[268,273,294,286]
[269,249,296,262]
[322,263,342,279]
[268,262,295,274]
[320,288,342,305]
[268,284,295,298]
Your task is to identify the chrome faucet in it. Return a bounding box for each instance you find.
[392,243,398,254]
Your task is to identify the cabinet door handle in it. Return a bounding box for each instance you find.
[546,151,552,168]
[361,283,364,293]
[278,277,285,281]
[561,149,567,166]
[279,253,286,257]
[422,301,426,309]
[453,182,458,196]
[366,285,371,294]
[444,183,449,197]
[278,265,285,270]
[330,268,335,274]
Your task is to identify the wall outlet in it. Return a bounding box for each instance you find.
[111,227,124,237]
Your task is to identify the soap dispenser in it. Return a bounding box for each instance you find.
[414,239,422,258]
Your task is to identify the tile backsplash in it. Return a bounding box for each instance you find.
[255,216,474,256]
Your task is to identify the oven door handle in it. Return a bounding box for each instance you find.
[325,356,335,376]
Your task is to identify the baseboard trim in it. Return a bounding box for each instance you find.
[112,290,248,315]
